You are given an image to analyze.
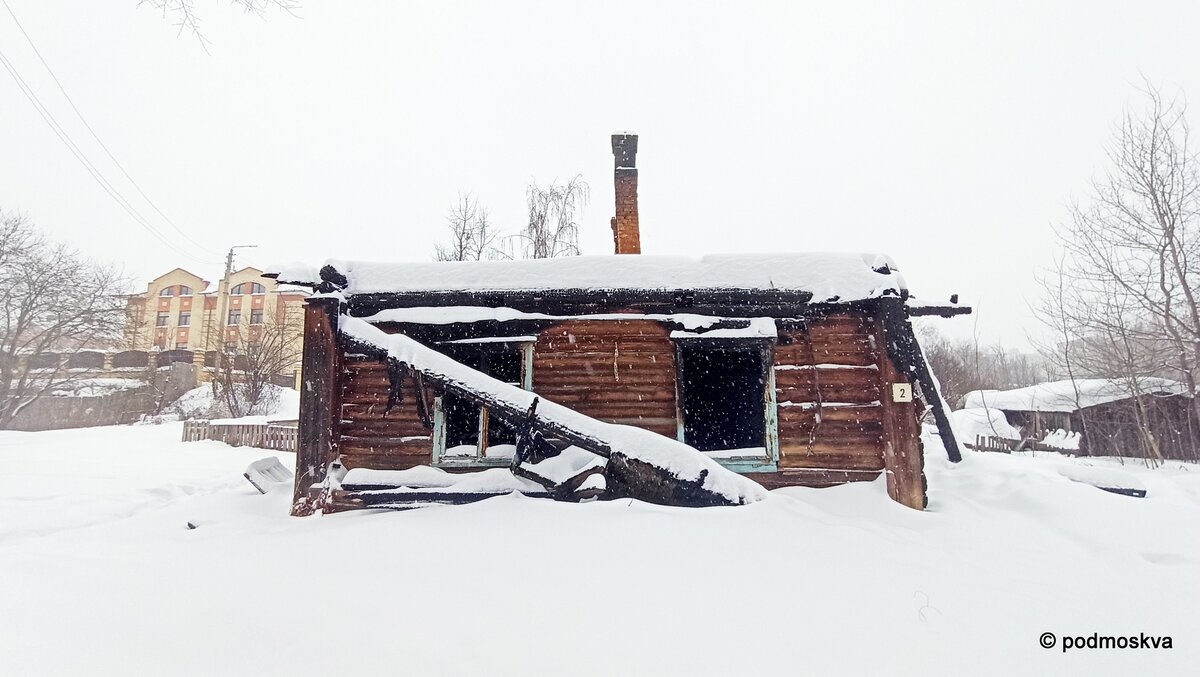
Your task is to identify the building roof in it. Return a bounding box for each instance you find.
[963,378,1191,413]
[267,253,914,304]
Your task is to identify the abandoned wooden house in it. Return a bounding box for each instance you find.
[268,133,969,514]
[964,379,1198,461]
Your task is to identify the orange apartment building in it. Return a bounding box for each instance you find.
[124,266,307,380]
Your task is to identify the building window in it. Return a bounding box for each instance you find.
[250,309,263,325]
[227,310,241,325]
[159,287,174,297]
[435,341,532,464]
[230,282,267,295]
[175,342,188,350]
[179,286,193,296]
[676,343,769,453]
[178,312,190,327]
[156,311,169,327]
[224,341,237,353]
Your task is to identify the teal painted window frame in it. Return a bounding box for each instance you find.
[432,341,535,466]
[673,337,779,473]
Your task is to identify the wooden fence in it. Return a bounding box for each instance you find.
[969,435,1017,453]
[966,434,1079,454]
[182,419,298,452]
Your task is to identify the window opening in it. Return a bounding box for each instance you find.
[677,345,767,453]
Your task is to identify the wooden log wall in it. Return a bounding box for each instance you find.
[773,314,886,477]
[532,319,678,438]
[338,356,434,471]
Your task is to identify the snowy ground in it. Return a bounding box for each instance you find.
[1,425,1197,676]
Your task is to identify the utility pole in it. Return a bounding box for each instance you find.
[213,244,257,366]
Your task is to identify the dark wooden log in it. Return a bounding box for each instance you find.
[743,468,883,489]
[875,306,927,510]
[293,296,343,515]
[605,454,735,507]
[878,297,962,462]
[336,487,551,508]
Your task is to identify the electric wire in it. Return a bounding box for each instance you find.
[0,44,215,264]
[2,0,221,257]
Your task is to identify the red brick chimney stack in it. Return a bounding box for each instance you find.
[611,133,640,254]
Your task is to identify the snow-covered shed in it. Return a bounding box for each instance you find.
[268,133,969,514]
[963,379,1197,460]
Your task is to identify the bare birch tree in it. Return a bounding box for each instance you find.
[504,175,589,259]
[0,211,128,429]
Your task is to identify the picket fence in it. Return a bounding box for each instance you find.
[182,419,298,452]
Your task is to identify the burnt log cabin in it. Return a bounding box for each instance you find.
[268,133,968,515]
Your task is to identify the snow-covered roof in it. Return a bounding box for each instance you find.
[963,378,1190,413]
[267,253,908,303]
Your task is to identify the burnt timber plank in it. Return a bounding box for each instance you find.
[293,297,343,516]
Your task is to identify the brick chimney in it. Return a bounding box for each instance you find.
[610,133,640,254]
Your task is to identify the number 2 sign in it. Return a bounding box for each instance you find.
[892,383,913,403]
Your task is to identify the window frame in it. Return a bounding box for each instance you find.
[249,308,264,325]
[178,312,191,327]
[158,287,175,297]
[179,286,193,296]
[431,339,535,467]
[155,311,170,327]
[227,310,241,325]
[672,336,779,472]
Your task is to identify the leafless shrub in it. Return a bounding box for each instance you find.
[215,310,300,417]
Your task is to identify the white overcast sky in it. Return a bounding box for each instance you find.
[3,1,1199,348]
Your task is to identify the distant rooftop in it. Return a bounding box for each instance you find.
[964,378,1191,413]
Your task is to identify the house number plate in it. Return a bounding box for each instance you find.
[892,383,913,403]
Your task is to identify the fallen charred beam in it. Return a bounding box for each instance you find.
[606,456,730,508]
[340,488,553,508]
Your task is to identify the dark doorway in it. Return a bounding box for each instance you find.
[678,346,767,452]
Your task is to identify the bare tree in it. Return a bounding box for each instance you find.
[0,211,128,429]
[917,322,1045,409]
[1036,81,1200,461]
[215,310,301,417]
[139,0,300,44]
[434,194,499,262]
[504,175,589,259]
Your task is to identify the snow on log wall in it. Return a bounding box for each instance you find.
[532,320,678,438]
[338,357,433,470]
[774,314,886,472]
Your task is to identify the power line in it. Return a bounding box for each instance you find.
[0,45,216,264]
[2,0,221,257]
[1,0,220,257]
